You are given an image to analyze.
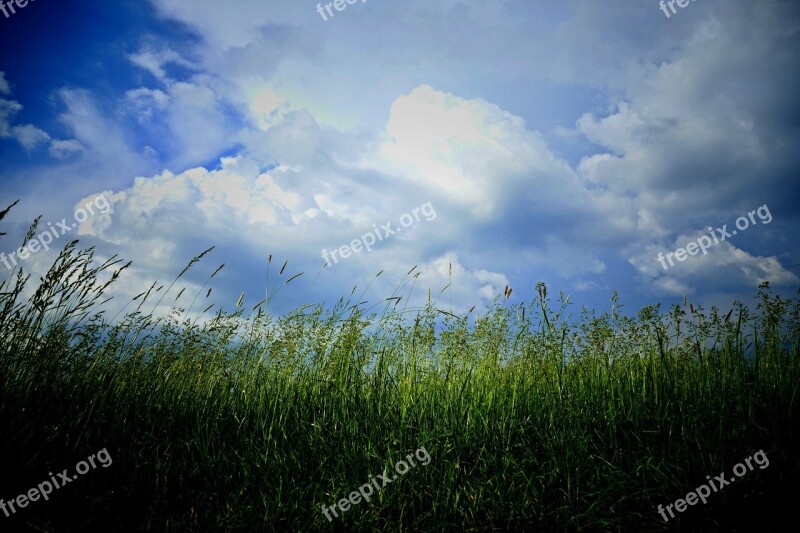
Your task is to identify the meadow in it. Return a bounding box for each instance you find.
[1,203,799,531]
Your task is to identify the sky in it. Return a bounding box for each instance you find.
[0,0,799,322]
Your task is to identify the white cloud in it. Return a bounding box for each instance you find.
[630,239,799,296]
[412,252,510,311]
[246,86,290,131]
[374,85,589,220]
[0,92,50,150]
[10,124,50,150]
[49,139,86,159]
[52,88,143,169]
[124,88,170,122]
[128,48,196,82]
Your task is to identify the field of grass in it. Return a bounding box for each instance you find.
[1,205,799,531]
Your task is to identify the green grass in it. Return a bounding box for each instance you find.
[1,204,799,531]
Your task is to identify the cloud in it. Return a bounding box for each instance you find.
[52,88,142,166]
[124,88,170,123]
[49,139,86,159]
[123,43,245,170]
[0,81,50,150]
[0,71,10,95]
[0,76,100,160]
[10,124,50,150]
[374,85,593,223]
[411,252,511,312]
[630,238,799,296]
[128,47,197,82]
[564,2,800,296]
[72,81,620,312]
[246,87,291,131]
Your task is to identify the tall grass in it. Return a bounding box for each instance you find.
[1,202,798,531]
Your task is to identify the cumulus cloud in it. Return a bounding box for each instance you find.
[374,85,595,223]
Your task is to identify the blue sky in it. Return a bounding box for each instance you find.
[1,0,799,320]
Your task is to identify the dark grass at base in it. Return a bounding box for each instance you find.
[1,338,798,531]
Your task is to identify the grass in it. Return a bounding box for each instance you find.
[1,202,799,531]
